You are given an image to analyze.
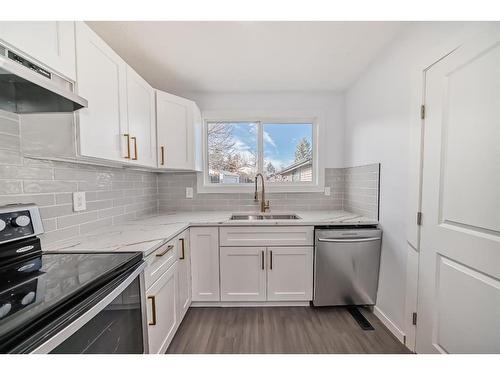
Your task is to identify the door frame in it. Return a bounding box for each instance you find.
[404,23,499,352]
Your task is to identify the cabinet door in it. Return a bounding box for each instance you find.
[126,66,156,167]
[75,22,128,162]
[220,247,267,302]
[156,90,193,170]
[0,21,76,80]
[267,247,313,301]
[146,262,178,354]
[192,102,203,172]
[177,231,191,321]
[190,227,220,301]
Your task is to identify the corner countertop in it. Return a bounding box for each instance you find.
[44,210,378,257]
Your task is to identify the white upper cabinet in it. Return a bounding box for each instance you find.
[75,22,128,163]
[75,22,156,167]
[156,91,202,171]
[126,66,156,167]
[0,21,76,80]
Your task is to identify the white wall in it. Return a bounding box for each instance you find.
[182,91,345,168]
[344,21,497,337]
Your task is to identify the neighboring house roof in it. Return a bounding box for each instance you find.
[275,158,312,176]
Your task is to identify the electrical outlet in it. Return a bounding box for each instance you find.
[186,187,194,199]
[73,192,86,212]
[324,186,331,196]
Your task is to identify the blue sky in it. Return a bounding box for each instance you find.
[231,122,313,171]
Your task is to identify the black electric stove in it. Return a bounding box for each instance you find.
[0,204,145,354]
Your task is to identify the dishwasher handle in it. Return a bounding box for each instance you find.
[317,237,380,243]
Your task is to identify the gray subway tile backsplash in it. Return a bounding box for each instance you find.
[0,112,159,245]
[156,163,379,218]
[0,110,379,245]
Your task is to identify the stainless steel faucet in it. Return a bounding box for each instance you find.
[254,173,270,213]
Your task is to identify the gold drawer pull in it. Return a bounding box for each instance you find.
[179,238,185,260]
[156,244,174,257]
[123,134,131,159]
[160,146,165,166]
[131,136,138,160]
[148,296,157,326]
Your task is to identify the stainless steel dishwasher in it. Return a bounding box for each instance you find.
[313,227,382,306]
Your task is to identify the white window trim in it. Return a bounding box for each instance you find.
[197,109,325,194]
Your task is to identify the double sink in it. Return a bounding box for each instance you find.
[230,213,301,221]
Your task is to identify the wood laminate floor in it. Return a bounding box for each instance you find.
[167,306,411,354]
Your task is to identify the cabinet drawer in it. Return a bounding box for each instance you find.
[145,238,178,289]
[220,226,314,247]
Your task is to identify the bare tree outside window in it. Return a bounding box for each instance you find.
[207,122,257,184]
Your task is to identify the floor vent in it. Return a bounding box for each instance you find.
[347,306,375,330]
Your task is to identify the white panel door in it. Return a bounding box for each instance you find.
[190,227,220,301]
[177,232,192,321]
[146,262,178,354]
[126,66,156,167]
[220,247,267,301]
[416,28,500,354]
[0,21,76,80]
[156,90,193,169]
[75,22,128,162]
[267,247,313,301]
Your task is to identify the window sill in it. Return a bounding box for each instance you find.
[196,183,325,194]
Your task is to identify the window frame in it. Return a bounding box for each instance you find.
[198,111,325,193]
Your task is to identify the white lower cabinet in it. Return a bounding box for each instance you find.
[177,231,191,321]
[267,247,313,301]
[219,245,313,302]
[146,261,178,354]
[220,247,267,301]
[144,231,193,354]
[190,227,220,301]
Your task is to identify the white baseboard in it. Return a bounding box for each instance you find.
[373,306,406,344]
[191,301,310,308]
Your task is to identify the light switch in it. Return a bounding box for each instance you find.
[186,187,194,199]
[324,187,331,196]
[73,192,86,211]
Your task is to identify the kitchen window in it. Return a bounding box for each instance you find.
[202,118,321,192]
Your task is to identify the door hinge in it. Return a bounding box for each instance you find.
[412,312,418,325]
[416,211,422,226]
[420,105,425,120]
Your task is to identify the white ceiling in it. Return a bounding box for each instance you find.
[87,21,403,94]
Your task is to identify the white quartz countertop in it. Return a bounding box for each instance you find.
[44,210,378,257]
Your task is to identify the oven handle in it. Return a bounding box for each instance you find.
[30,261,146,354]
[317,237,380,243]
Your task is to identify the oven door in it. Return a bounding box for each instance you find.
[31,262,148,354]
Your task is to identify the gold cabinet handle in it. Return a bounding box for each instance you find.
[156,244,174,257]
[270,250,273,270]
[160,146,165,166]
[261,250,265,270]
[148,296,157,325]
[131,136,138,160]
[179,238,185,260]
[123,134,131,159]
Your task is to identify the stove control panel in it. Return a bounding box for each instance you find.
[0,205,43,245]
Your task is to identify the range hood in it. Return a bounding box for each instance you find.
[0,43,87,114]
